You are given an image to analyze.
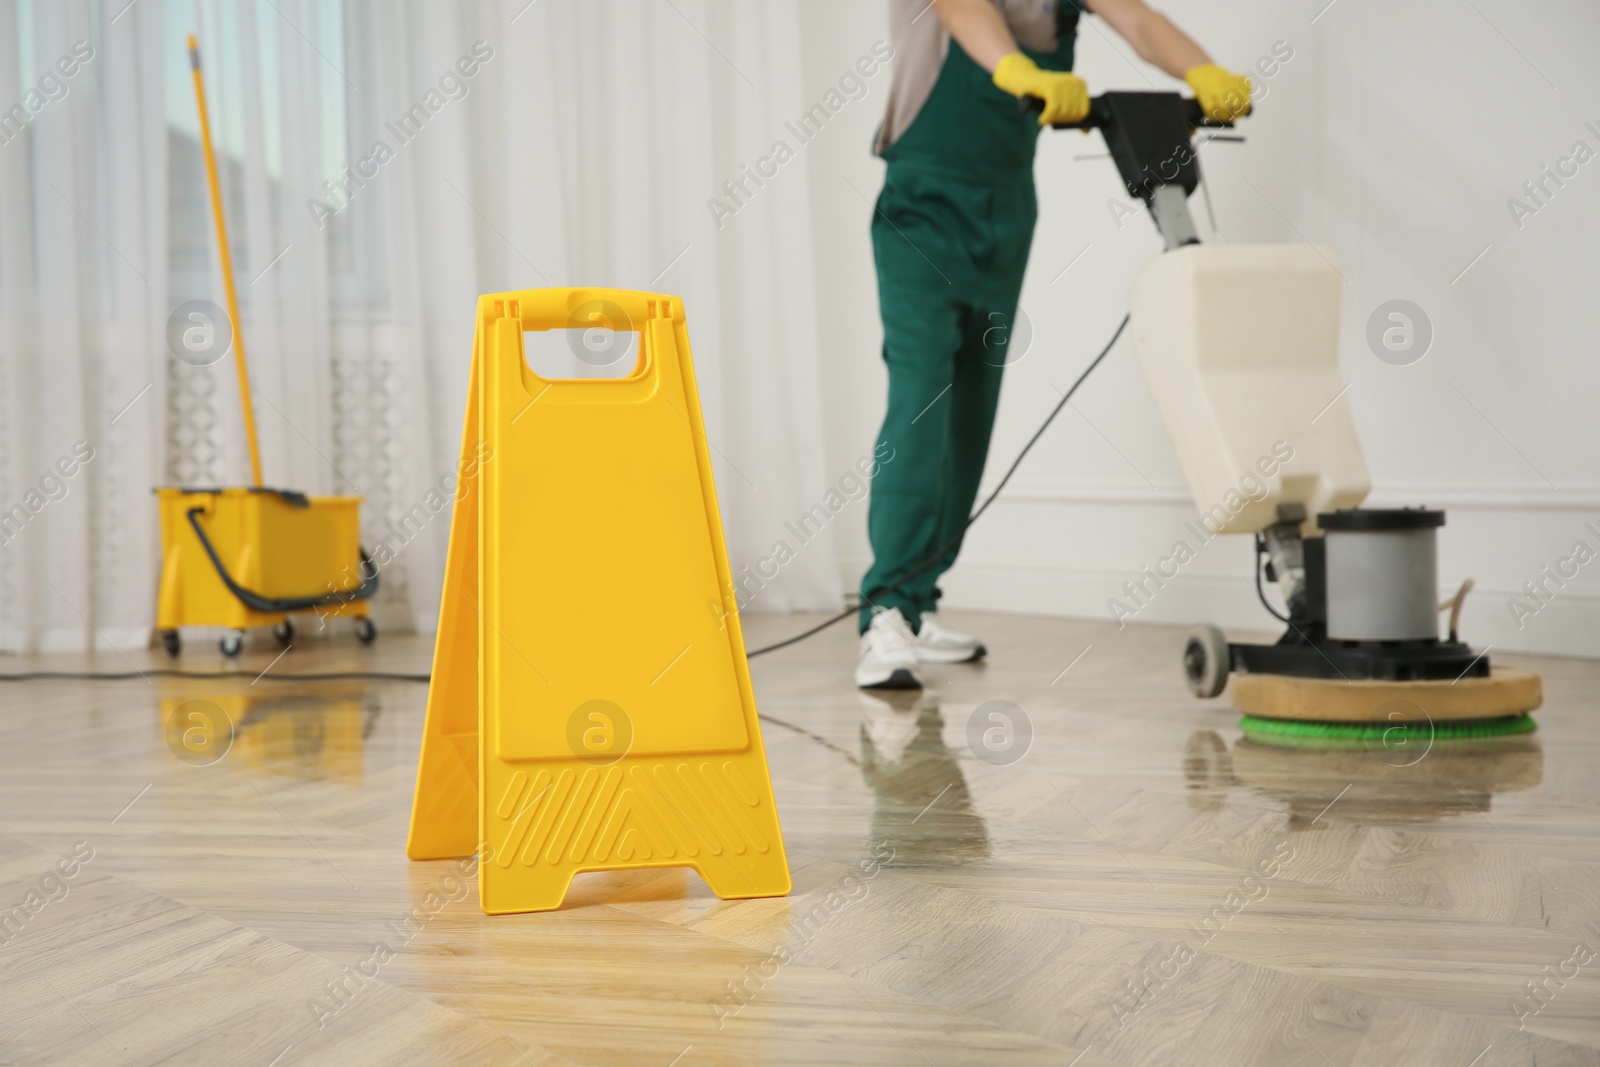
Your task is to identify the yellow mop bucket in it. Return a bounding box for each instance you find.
[154,487,375,656]
[156,37,376,658]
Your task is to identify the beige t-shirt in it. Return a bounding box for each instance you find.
[874,0,1070,156]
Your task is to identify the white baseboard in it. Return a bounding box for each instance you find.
[840,555,1600,659]
[837,484,1600,659]
[19,626,155,655]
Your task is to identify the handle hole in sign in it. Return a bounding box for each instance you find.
[523,327,641,381]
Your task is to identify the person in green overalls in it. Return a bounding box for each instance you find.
[857,0,1252,688]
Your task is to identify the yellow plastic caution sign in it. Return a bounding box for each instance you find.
[407,288,791,914]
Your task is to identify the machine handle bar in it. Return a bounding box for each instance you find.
[1019,92,1237,130]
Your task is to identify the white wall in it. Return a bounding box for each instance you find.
[797,0,1600,658]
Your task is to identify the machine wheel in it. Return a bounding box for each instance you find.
[1182,623,1231,699]
[220,630,245,658]
[160,629,181,657]
[272,619,295,645]
[355,617,377,644]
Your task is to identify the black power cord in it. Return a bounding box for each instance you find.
[0,312,1131,680]
[0,669,432,683]
[745,312,1130,658]
[1252,534,1290,624]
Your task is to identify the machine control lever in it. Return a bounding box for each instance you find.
[1023,90,1248,248]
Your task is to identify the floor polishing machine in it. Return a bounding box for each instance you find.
[1030,92,1542,738]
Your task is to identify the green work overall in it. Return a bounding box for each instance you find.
[860,33,1075,634]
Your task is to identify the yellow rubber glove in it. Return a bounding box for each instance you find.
[993,53,1090,126]
[1184,63,1253,122]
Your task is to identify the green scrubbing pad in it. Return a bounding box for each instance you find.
[1239,713,1536,748]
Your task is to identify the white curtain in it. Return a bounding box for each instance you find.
[0,0,840,654]
[0,0,167,653]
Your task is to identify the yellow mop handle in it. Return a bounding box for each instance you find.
[188,33,264,488]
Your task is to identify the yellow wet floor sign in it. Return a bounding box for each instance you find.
[407,288,790,914]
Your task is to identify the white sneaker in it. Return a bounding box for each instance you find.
[915,612,987,664]
[855,607,924,690]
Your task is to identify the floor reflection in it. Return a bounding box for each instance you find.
[858,691,990,865]
[159,684,380,781]
[1184,726,1543,826]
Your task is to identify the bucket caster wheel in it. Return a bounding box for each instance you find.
[220,630,245,658]
[355,617,377,644]
[160,630,181,657]
[1182,623,1230,699]
[272,619,295,645]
